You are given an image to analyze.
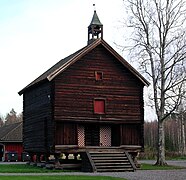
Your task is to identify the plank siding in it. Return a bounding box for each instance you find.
[55,122,77,145]
[121,124,141,145]
[54,45,144,124]
[23,81,54,153]
[5,143,23,161]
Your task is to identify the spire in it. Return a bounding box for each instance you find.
[89,10,103,26]
[88,5,103,44]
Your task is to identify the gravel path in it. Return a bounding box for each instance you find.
[0,170,186,180]
[0,160,186,180]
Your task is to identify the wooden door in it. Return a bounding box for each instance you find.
[55,122,77,145]
[85,125,100,146]
[111,125,121,146]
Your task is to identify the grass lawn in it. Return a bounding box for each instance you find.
[140,163,186,170]
[168,156,186,160]
[0,163,185,180]
[0,164,66,173]
[0,165,126,179]
[0,163,185,173]
[0,176,125,180]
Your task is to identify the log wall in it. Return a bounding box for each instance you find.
[54,45,144,124]
[53,44,144,148]
[23,81,54,153]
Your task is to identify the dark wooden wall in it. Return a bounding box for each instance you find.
[23,81,54,153]
[54,44,144,124]
[121,124,141,145]
[23,44,145,152]
[55,122,77,145]
[53,44,144,147]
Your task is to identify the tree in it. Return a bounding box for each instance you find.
[122,0,186,165]
[0,115,4,127]
[4,108,22,125]
[16,113,23,123]
[144,117,186,157]
[176,101,186,155]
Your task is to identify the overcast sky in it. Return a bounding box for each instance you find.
[0,0,156,120]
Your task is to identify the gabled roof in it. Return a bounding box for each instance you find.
[0,122,22,142]
[18,38,149,95]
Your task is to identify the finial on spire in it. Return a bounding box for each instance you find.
[93,3,96,11]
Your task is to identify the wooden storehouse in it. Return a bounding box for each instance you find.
[18,10,149,172]
[0,122,23,161]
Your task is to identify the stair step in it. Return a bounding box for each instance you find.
[90,154,125,157]
[92,156,127,160]
[94,159,128,162]
[96,165,132,168]
[89,151,124,153]
[91,156,127,159]
[90,152,125,154]
[95,162,131,166]
[94,160,129,164]
[97,168,134,172]
[81,150,135,172]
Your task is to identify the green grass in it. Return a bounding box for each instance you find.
[140,163,185,170]
[0,165,126,179]
[168,156,186,160]
[0,163,185,173]
[0,164,66,173]
[0,176,125,180]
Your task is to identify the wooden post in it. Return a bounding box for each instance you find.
[54,153,61,167]
[36,154,41,163]
[65,153,69,160]
[74,153,78,160]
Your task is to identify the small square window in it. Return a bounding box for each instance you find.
[95,71,103,81]
[94,99,105,114]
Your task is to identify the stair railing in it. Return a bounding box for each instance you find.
[125,151,137,171]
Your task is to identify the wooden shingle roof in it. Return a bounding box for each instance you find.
[0,122,22,142]
[18,39,150,95]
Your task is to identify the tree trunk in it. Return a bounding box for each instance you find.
[155,120,167,165]
[177,115,182,154]
[181,114,186,156]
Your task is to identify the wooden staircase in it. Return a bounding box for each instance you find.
[81,150,136,172]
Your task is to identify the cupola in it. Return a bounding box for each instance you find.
[88,9,103,44]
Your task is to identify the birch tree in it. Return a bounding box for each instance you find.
[123,0,186,165]
[176,101,186,155]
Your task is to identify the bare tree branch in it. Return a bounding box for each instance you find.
[122,0,186,166]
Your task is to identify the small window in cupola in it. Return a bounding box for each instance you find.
[95,71,103,81]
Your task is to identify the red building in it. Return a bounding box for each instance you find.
[0,122,23,161]
[19,10,149,172]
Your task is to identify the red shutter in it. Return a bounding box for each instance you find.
[95,71,103,80]
[94,99,105,114]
